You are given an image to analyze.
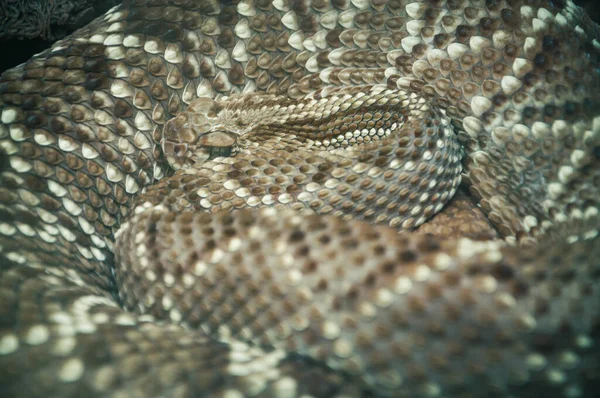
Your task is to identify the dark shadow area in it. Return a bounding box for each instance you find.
[580,0,600,22]
[0,38,53,73]
[0,0,120,73]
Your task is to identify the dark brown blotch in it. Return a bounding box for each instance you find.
[113,99,133,118]
[500,8,521,28]
[84,73,107,91]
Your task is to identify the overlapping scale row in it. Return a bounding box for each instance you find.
[0,259,365,397]
[115,206,600,397]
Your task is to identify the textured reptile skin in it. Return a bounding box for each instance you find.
[0,0,599,397]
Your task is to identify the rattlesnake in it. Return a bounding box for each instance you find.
[0,0,599,397]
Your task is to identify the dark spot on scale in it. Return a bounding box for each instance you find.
[187,251,199,265]
[492,94,508,107]
[564,101,578,119]
[485,0,501,11]
[346,286,359,301]
[218,28,235,48]
[532,270,547,282]
[546,0,561,9]
[204,240,216,251]
[24,113,44,128]
[289,229,305,243]
[21,96,39,110]
[542,35,558,51]
[534,298,550,316]
[364,272,377,287]
[479,17,495,31]
[398,249,417,262]
[373,245,386,256]
[163,28,184,42]
[123,20,146,35]
[83,58,107,73]
[380,261,395,273]
[523,72,539,87]
[511,280,530,298]
[113,99,133,118]
[467,264,484,276]
[223,228,236,238]
[316,279,328,291]
[522,106,537,120]
[295,245,310,257]
[144,22,169,36]
[491,263,515,281]
[583,98,596,116]
[417,237,440,253]
[84,73,106,90]
[544,104,557,118]
[50,117,68,134]
[531,333,557,354]
[534,53,548,69]
[303,260,317,273]
[300,15,318,33]
[218,6,238,25]
[221,214,234,226]
[125,6,143,21]
[456,25,475,42]
[501,8,520,28]
[558,270,576,283]
[0,147,8,173]
[318,235,331,245]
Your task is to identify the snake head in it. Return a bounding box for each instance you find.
[161,98,238,170]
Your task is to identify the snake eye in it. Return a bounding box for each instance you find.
[198,131,237,159]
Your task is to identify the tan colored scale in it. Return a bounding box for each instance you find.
[0,0,599,397]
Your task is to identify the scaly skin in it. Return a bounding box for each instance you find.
[0,0,599,397]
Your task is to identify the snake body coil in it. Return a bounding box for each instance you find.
[0,0,599,397]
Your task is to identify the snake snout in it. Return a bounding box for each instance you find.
[161,139,193,170]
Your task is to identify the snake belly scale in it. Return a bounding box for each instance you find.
[0,0,599,397]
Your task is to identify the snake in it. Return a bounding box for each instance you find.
[0,0,599,396]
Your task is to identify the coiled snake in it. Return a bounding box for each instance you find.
[0,0,599,396]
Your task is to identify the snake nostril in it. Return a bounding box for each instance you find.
[173,144,187,157]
